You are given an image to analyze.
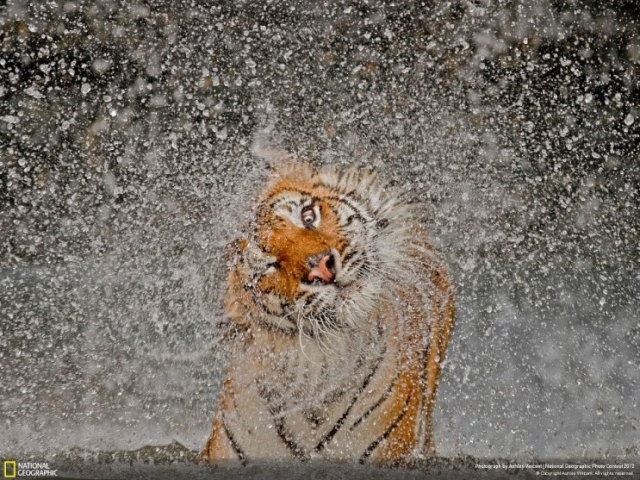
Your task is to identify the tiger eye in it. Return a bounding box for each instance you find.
[301,207,316,225]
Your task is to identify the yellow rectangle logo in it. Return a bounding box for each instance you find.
[3,461,16,479]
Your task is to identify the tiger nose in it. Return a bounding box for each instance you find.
[307,254,336,284]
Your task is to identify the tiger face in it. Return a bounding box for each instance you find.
[227,163,411,335]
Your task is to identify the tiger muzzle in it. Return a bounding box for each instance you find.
[307,253,336,284]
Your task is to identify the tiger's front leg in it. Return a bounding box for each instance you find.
[200,385,247,466]
[201,355,300,465]
[201,411,245,466]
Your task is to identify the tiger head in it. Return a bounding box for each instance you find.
[225,162,412,335]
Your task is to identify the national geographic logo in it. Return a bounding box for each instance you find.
[3,462,16,479]
[3,461,57,478]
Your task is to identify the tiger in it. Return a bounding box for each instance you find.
[201,160,455,466]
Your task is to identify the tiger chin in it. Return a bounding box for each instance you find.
[201,161,455,467]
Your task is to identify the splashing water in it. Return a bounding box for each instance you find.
[1,1,638,472]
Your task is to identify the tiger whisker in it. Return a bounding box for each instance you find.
[297,308,320,366]
[275,304,298,330]
[356,260,411,282]
[299,299,341,355]
[313,313,342,355]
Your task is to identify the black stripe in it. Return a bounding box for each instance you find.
[253,315,297,335]
[258,385,307,459]
[341,248,360,264]
[343,215,356,227]
[349,373,400,431]
[269,198,300,213]
[260,294,288,317]
[274,416,307,459]
[222,416,248,466]
[359,393,412,464]
[316,311,340,329]
[261,291,293,317]
[296,316,318,338]
[377,218,390,229]
[243,284,297,335]
[344,256,366,273]
[263,189,312,213]
[304,292,319,308]
[324,193,374,224]
[314,346,387,452]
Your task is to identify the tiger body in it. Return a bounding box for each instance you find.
[202,162,455,465]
